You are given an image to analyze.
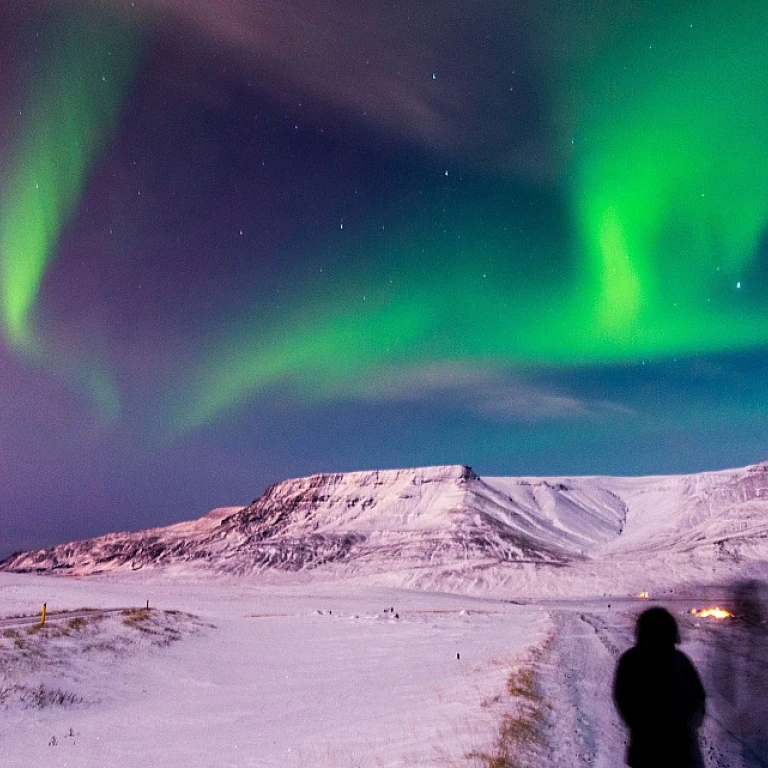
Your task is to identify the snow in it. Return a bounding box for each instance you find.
[0,573,549,768]
[1,461,767,765]
[3,572,765,767]
[537,595,768,768]
[6,461,767,581]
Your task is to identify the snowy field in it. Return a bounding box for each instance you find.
[0,572,550,768]
[0,570,765,768]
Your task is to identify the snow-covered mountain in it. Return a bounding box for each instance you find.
[2,462,767,579]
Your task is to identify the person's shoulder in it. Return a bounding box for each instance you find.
[672,649,703,677]
[619,646,640,662]
[672,648,696,667]
[616,646,640,671]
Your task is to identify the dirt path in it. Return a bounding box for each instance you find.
[0,607,134,629]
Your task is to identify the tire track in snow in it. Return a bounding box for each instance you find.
[539,611,627,768]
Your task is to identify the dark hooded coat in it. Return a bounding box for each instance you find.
[613,608,706,768]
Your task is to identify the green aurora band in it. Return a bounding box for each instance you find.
[575,5,768,354]
[3,9,766,434]
[0,16,138,417]
[172,5,768,432]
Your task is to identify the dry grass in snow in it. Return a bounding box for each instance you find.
[463,639,553,768]
[0,608,210,711]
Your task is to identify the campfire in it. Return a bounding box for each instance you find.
[689,607,733,620]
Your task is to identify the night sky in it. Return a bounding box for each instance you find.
[2,0,768,557]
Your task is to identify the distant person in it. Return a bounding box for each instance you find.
[613,607,706,768]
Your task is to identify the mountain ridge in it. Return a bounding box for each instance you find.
[2,462,767,578]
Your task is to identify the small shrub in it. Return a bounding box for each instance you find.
[25,684,82,709]
[506,668,536,700]
[121,608,152,630]
[0,684,82,709]
[67,617,87,632]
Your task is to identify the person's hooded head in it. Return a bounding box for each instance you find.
[635,607,680,651]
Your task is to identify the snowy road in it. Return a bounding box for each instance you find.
[538,600,768,768]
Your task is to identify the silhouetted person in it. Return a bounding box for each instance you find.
[614,607,706,768]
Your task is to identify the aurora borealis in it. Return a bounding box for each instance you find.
[0,13,138,418]
[2,0,768,554]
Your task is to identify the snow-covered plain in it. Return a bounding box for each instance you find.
[1,569,766,768]
[0,572,552,768]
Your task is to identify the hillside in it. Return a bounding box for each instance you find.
[2,462,767,582]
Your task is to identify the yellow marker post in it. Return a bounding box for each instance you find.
[40,602,47,626]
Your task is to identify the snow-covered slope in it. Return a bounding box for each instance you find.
[2,462,767,579]
[597,461,768,556]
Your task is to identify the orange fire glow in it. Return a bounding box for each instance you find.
[689,607,733,620]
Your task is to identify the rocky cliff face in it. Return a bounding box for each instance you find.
[2,462,767,577]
